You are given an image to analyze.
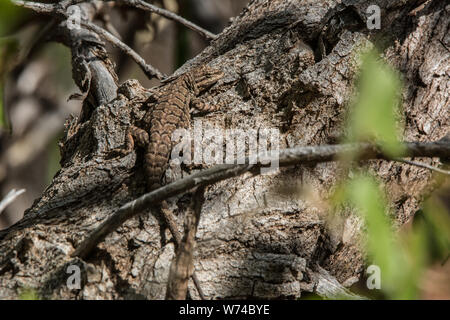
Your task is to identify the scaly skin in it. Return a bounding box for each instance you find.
[123,66,224,190]
[116,66,223,299]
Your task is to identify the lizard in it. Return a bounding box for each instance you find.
[117,65,224,298]
[120,65,224,193]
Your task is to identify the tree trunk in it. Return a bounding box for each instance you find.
[0,0,448,299]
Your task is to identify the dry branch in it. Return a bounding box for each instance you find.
[73,139,450,259]
[166,188,205,300]
[394,159,450,176]
[12,0,165,80]
[0,189,26,216]
[81,19,165,80]
[117,0,218,40]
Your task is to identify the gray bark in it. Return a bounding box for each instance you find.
[0,0,448,299]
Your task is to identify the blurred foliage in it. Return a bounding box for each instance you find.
[0,1,24,37]
[332,49,449,299]
[0,0,26,130]
[345,49,405,158]
[175,25,190,69]
[42,43,74,91]
[42,44,72,183]
[334,173,425,299]
[416,195,450,263]
[19,287,40,300]
[0,83,5,129]
[175,1,191,69]
[337,175,450,299]
[0,37,20,131]
[47,134,63,184]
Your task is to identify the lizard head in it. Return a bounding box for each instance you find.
[189,66,224,95]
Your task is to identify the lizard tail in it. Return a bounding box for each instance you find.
[145,141,170,190]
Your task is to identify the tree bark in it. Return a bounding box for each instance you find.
[0,0,448,299]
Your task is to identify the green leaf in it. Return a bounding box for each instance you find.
[0,0,27,131]
[42,43,73,91]
[346,49,405,158]
[0,1,24,37]
[19,287,40,300]
[345,175,401,293]
[0,82,6,130]
[0,0,22,130]
[418,196,450,261]
[47,133,63,184]
[0,38,20,131]
[334,173,429,299]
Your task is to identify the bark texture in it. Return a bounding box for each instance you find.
[0,0,448,299]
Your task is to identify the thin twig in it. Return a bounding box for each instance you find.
[190,188,207,300]
[73,163,250,259]
[13,0,217,40]
[11,0,54,13]
[12,0,166,80]
[394,158,450,175]
[81,20,166,79]
[314,265,368,300]
[0,189,26,215]
[118,0,218,40]
[158,200,206,299]
[12,0,86,13]
[72,140,450,259]
[191,264,206,300]
[166,187,205,300]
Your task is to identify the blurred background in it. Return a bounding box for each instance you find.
[0,0,249,229]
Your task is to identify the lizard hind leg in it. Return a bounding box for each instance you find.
[129,126,150,148]
[190,97,221,113]
[109,125,149,158]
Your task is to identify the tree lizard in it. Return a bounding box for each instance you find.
[118,65,224,298]
[121,65,224,192]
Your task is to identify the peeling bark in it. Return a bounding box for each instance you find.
[0,0,448,299]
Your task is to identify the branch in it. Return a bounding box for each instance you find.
[11,0,85,13]
[166,187,205,300]
[394,159,450,176]
[118,0,218,40]
[0,189,26,215]
[11,0,54,13]
[13,0,218,41]
[12,0,165,80]
[72,139,450,259]
[313,265,368,300]
[158,200,206,299]
[81,20,166,80]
